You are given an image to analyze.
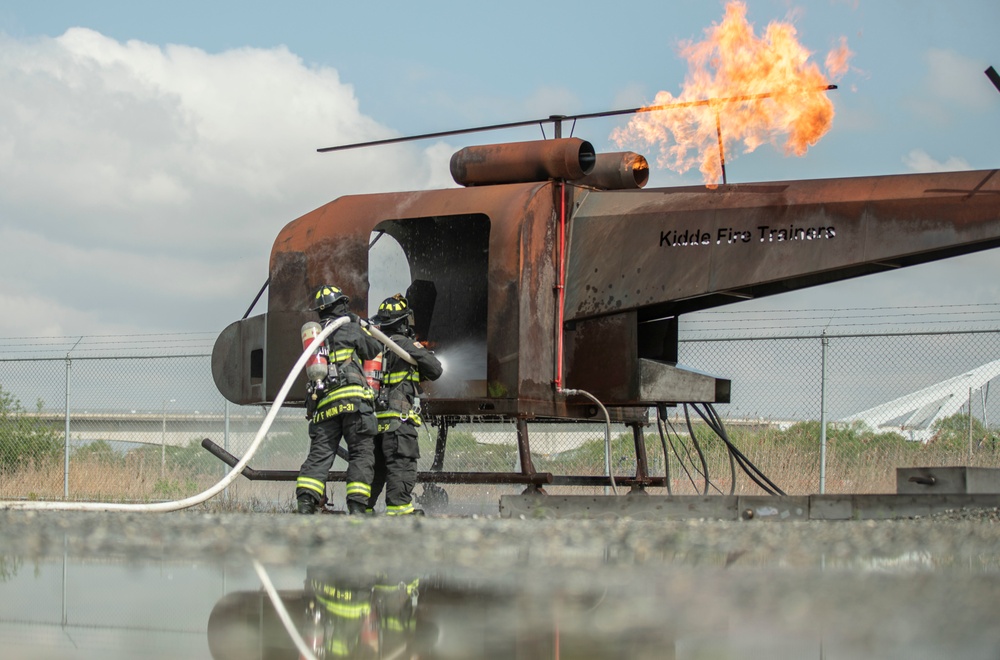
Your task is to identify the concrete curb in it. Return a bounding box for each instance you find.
[499,493,1000,521]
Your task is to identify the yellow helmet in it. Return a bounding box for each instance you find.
[310,285,350,312]
[373,294,412,329]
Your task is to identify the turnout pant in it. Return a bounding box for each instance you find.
[297,411,376,508]
[369,423,420,514]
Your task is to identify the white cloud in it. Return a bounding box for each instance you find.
[924,48,996,111]
[901,148,971,173]
[0,29,455,339]
[908,48,998,126]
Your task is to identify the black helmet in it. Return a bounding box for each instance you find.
[310,285,350,313]
[373,294,413,331]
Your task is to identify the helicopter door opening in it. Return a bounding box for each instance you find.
[369,214,489,399]
[368,231,411,318]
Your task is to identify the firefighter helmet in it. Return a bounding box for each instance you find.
[373,294,413,330]
[310,285,350,312]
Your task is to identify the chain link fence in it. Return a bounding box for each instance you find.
[1,329,999,512]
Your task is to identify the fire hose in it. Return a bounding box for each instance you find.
[558,388,618,495]
[361,317,418,367]
[0,315,361,511]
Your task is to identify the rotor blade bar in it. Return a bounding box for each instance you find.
[572,84,838,122]
[986,66,1000,94]
[316,85,837,153]
[317,116,555,152]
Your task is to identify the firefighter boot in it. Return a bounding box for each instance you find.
[297,494,318,515]
[347,500,367,516]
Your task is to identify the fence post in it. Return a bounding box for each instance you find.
[223,399,230,501]
[819,332,828,495]
[63,354,71,499]
[63,337,83,499]
[969,386,974,460]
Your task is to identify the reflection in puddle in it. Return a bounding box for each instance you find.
[2,545,999,660]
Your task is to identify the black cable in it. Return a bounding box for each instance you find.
[663,414,700,493]
[655,404,673,495]
[686,402,737,495]
[693,404,775,495]
[687,403,769,495]
[692,403,786,496]
[662,411,725,496]
[706,404,785,495]
[683,404,711,495]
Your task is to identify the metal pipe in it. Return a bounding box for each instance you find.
[63,336,82,499]
[572,152,649,190]
[982,383,989,437]
[160,398,175,479]
[969,386,974,459]
[515,418,538,479]
[223,399,230,502]
[819,332,828,494]
[63,355,70,499]
[450,138,596,186]
[554,181,567,390]
[549,475,665,487]
[715,107,727,185]
[317,85,837,153]
[200,439,553,485]
[242,279,270,320]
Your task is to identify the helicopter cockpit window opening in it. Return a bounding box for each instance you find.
[369,215,489,399]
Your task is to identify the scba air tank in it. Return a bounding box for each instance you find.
[301,321,330,395]
[363,354,383,393]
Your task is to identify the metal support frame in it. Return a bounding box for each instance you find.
[515,418,547,495]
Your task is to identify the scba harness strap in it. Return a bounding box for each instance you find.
[311,322,374,422]
[375,408,422,434]
[376,355,422,433]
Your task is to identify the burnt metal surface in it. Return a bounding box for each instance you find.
[215,179,567,415]
[564,169,1000,321]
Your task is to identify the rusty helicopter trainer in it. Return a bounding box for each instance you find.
[204,99,1000,508]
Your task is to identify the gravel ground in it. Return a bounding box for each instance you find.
[1,505,998,569]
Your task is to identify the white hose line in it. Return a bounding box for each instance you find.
[0,316,349,512]
[361,319,418,367]
[559,388,618,495]
[250,554,319,660]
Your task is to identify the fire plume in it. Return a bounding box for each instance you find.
[612,1,852,185]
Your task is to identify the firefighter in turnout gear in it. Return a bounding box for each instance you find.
[367,294,443,516]
[303,567,422,658]
[296,285,382,515]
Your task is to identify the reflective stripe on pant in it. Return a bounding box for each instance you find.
[297,411,376,507]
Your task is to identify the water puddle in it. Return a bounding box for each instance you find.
[2,543,999,659]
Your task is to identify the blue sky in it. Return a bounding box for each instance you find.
[1,0,999,348]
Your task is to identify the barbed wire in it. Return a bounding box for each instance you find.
[0,331,217,359]
[679,303,1000,336]
[681,318,1000,336]
[684,311,1000,324]
[689,302,1000,315]
[2,304,999,355]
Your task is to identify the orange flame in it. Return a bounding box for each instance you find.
[612,1,852,185]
